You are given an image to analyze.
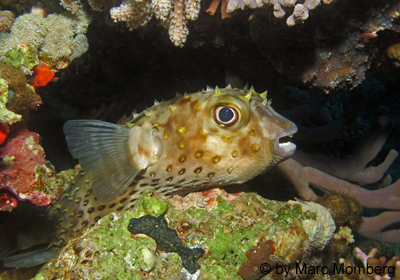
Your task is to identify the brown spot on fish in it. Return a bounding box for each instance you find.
[194,167,202,174]
[120,198,127,204]
[140,183,148,187]
[195,151,203,158]
[87,207,94,214]
[152,179,160,183]
[98,205,106,211]
[74,197,81,204]
[77,211,83,217]
[179,141,185,149]
[212,155,221,164]
[166,177,173,183]
[190,100,198,110]
[117,206,124,211]
[109,203,116,209]
[166,165,172,172]
[208,173,215,179]
[222,135,231,142]
[85,189,92,197]
[82,221,88,228]
[69,211,75,217]
[179,168,186,175]
[129,190,137,195]
[250,127,257,136]
[163,132,168,139]
[179,155,186,162]
[94,216,101,222]
[150,172,155,178]
[199,129,207,136]
[228,166,234,174]
[130,198,137,203]
[231,150,238,158]
[69,223,74,229]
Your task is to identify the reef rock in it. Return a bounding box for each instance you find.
[34,188,336,279]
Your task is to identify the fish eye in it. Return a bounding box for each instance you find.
[213,105,240,127]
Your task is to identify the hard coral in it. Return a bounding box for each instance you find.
[109,0,200,47]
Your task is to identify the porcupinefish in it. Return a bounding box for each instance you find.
[1,86,297,267]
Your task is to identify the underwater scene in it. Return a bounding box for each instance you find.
[1,0,400,279]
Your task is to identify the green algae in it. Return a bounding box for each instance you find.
[134,189,168,217]
[0,78,21,126]
[1,46,39,70]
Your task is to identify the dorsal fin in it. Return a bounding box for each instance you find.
[64,120,140,202]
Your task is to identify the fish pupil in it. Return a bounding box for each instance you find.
[219,107,234,122]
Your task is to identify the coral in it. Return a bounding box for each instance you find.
[34,189,335,278]
[109,0,200,47]
[0,189,17,211]
[336,247,400,279]
[0,65,42,115]
[226,0,334,26]
[60,0,82,14]
[70,34,89,61]
[1,44,39,73]
[30,64,55,89]
[0,78,22,129]
[0,11,90,68]
[0,126,75,210]
[316,192,363,231]
[0,10,15,32]
[250,0,400,92]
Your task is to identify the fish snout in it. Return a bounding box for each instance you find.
[273,123,297,162]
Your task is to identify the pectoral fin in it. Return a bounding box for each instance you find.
[64,120,163,202]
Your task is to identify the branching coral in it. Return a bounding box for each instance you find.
[226,0,335,26]
[109,0,200,47]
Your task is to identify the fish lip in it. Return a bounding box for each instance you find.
[274,125,298,161]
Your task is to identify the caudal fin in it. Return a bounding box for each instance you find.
[3,244,59,267]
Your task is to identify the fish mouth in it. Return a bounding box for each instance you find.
[274,125,298,161]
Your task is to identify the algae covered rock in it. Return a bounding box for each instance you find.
[35,188,336,279]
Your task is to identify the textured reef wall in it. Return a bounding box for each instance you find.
[34,189,338,279]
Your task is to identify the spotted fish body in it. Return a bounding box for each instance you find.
[3,87,297,266]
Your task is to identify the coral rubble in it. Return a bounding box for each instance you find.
[34,188,336,279]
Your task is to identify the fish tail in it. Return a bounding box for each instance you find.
[2,245,59,268]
